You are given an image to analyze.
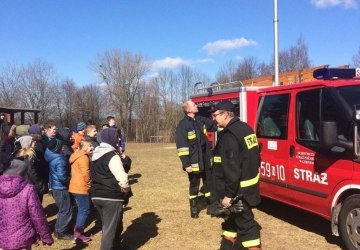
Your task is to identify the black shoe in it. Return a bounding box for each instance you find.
[54,231,73,240]
[191,213,199,219]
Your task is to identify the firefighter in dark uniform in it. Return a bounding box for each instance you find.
[211,100,262,250]
[175,100,216,218]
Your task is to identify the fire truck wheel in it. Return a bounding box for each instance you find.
[338,194,360,250]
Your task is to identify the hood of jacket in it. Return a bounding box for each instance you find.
[3,158,28,177]
[0,175,27,198]
[69,150,88,164]
[92,142,116,161]
[44,147,63,163]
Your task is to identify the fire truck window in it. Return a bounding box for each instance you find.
[297,90,320,141]
[256,94,290,139]
[322,89,349,141]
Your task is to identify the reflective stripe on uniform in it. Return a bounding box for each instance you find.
[188,130,196,140]
[191,163,200,172]
[177,147,189,156]
[213,156,221,163]
[240,172,260,188]
[242,238,261,248]
[203,128,207,135]
[244,133,258,149]
[204,192,211,197]
[189,195,197,199]
[221,230,237,238]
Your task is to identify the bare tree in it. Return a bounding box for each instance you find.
[157,69,180,104]
[216,60,237,83]
[277,35,311,73]
[91,49,150,138]
[56,79,78,127]
[18,60,59,124]
[233,56,260,81]
[133,80,161,142]
[0,64,22,107]
[152,71,183,142]
[178,66,210,100]
[352,45,360,67]
[258,61,273,76]
[74,83,104,126]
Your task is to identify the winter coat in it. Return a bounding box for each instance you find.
[69,150,91,195]
[0,175,53,249]
[0,135,15,155]
[5,155,48,195]
[32,140,49,193]
[44,148,70,190]
[175,115,216,172]
[212,117,261,207]
[90,143,129,200]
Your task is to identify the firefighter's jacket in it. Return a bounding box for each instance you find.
[175,115,216,173]
[212,117,261,207]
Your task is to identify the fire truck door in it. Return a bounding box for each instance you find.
[288,88,353,215]
[256,93,291,200]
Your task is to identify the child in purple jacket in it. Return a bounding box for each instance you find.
[0,172,53,249]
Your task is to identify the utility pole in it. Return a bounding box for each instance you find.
[274,0,279,86]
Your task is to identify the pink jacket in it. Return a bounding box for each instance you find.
[0,175,53,249]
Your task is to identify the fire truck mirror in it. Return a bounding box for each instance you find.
[320,121,353,152]
[320,121,338,150]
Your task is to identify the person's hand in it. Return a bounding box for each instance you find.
[222,196,232,208]
[185,166,192,173]
[121,186,130,193]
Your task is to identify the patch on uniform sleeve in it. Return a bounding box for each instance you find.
[187,130,196,140]
[244,134,258,149]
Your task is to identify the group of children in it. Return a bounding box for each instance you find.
[0,116,131,250]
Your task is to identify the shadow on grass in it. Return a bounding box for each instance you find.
[257,197,344,248]
[60,242,90,250]
[120,212,161,250]
[85,209,102,236]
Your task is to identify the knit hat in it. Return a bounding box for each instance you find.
[99,128,118,148]
[28,124,42,135]
[47,138,62,153]
[16,135,33,149]
[76,122,86,132]
[15,125,30,136]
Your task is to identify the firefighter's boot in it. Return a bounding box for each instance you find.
[189,198,199,218]
[219,236,235,250]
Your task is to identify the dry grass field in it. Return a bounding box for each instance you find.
[36,143,344,250]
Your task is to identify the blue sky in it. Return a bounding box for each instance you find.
[1,0,359,86]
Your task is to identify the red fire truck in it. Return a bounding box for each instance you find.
[191,68,360,250]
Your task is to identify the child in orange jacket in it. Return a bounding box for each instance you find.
[69,139,93,243]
